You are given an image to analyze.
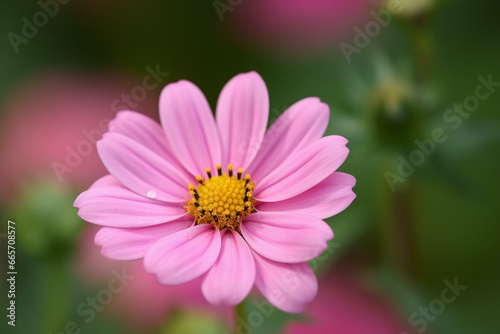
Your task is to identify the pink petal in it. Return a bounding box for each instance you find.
[144,224,221,285]
[202,229,256,305]
[97,132,193,203]
[257,172,356,219]
[253,251,318,313]
[247,97,329,183]
[74,182,187,228]
[94,217,193,260]
[159,80,222,177]
[255,136,349,202]
[108,111,186,172]
[241,212,333,263]
[87,174,121,188]
[216,72,269,169]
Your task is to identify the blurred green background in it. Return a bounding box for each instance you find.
[1,0,499,333]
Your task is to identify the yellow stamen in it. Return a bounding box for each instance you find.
[186,164,255,231]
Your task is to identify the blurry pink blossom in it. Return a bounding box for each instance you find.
[284,263,410,334]
[0,70,157,204]
[232,0,370,53]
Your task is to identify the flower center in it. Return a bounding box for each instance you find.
[186,164,255,231]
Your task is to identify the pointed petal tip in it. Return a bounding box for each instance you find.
[253,252,318,313]
[227,71,266,89]
[241,70,262,78]
[73,194,82,208]
[160,79,198,95]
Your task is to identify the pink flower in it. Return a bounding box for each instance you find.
[74,71,356,313]
[0,70,157,204]
[232,0,370,53]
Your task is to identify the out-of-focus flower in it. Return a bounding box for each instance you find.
[0,71,157,205]
[75,71,356,313]
[384,0,434,18]
[231,0,370,53]
[284,263,410,334]
[0,71,157,257]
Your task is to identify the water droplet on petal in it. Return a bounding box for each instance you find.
[186,234,192,240]
[146,190,157,199]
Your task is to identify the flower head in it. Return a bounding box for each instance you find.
[74,71,356,313]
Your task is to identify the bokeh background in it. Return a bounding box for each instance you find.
[1,0,499,333]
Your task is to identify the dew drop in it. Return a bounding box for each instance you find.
[186,234,192,240]
[146,190,157,199]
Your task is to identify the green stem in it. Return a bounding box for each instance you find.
[375,11,434,280]
[379,169,418,280]
[410,14,434,83]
